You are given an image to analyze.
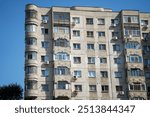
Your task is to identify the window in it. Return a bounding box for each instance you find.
[101,85,109,93]
[74,70,81,78]
[124,27,140,37]
[100,71,108,78]
[75,85,82,91]
[87,44,94,50]
[26,80,37,90]
[89,85,97,92]
[72,17,80,24]
[41,41,49,48]
[25,51,37,60]
[73,30,80,37]
[54,39,69,47]
[53,26,69,34]
[41,28,48,34]
[125,42,140,49]
[116,86,123,92]
[25,66,37,74]
[113,45,120,51]
[55,52,70,61]
[41,69,49,77]
[124,16,139,23]
[86,18,93,25]
[88,71,96,78]
[98,32,105,37]
[98,18,105,25]
[144,59,150,66]
[114,72,122,78]
[111,19,119,25]
[41,15,49,22]
[88,57,95,64]
[41,55,49,62]
[143,46,150,53]
[26,10,37,19]
[100,58,107,64]
[145,72,150,79]
[129,83,146,91]
[141,20,148,26]
[128,55,142,63]
[99,44,106,50]
[25,24,37,32]
[87,31,94,37]
[112,32,119,37]
[142,33,149,41]
[128,68,144,76]
[114,58,122,64]
[26,37,37,45]
[57,81,69,90]
[53,12,69,23]
[41,84,49,91]
[73,57,81,64]
[55,66,70,75]
[73,43,80,50]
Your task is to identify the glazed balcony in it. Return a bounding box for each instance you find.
[25,59,38,66]
[53,33,70,40]
[54,75,71,83]
[126,62,143,69]
[53,19,70,25]
[25,89,38,97]
[128,91,147,100]
[125,49,142,55]
[54,89,71,99]
[53,46,70,53]
[25,45,38,51]
[54,60,71,68]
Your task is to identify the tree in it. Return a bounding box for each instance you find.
[0,83,23,100]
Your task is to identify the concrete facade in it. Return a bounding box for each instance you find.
[24,4,150,100]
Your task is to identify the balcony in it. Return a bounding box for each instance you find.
[126,62,143,69]
[53,20,70,25]
[53,46,70,53]
[54,75,71,83]
[25,32,37,38]
[25,45,38,51]
[25,59,38,66]
[25,18,38,26]
[128,91,147,100]
[124,36,141,43]
[25,73,38,81]
[54,60,71,68]
[127,76,145,83]
[53,33,70,40]
[125,49,142,55]
[25,89,38,98]
[54,89,71,99]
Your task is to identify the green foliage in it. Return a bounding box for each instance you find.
[0,83,23,100]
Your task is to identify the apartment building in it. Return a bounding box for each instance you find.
[24,4,150,100]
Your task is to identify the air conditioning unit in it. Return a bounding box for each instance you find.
[112,23,116,27]
[119,91,124,95]
[143,24,148,28]
[45,61,49,64]
[42,20,48,23]
[72,22,76,26]
[112,36,118,40]
[129,35,132,38]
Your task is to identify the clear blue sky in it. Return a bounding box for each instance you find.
[0,0,149,89]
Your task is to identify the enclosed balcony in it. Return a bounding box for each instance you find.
[127,69,145,82]
[54,81,71,99]
[25,80,38,99]
[53,12,70,26]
